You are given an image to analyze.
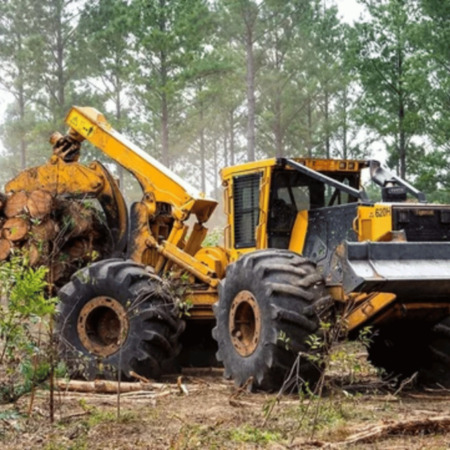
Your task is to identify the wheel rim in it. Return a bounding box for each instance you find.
[77,296,129,357]
[229,290,261,357]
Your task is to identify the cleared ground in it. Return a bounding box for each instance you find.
[0,348,449,449]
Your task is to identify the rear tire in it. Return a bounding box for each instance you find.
[56,259,184,380]
[368,317,450,388]
[420,316,450,388]
[212,250,332,392]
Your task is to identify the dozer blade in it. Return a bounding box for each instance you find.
[338,241,450,300]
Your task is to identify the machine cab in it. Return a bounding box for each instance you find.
[221,157,366,262]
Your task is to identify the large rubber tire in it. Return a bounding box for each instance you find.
[56,259,184,380]
[367,324,426,382]
[421,316,450,388]
[368,317,450,388]
[212,250,332,392]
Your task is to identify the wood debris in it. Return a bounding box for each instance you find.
[340,415,450,445]
[56,379,154,394]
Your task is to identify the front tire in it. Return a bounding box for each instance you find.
[212,250,332,391]
[56,259,184,380]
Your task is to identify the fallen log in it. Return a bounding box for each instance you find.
[56,379,155,394]
[4,191,28,218]
[341,415,450,445]
[2,217,29,241]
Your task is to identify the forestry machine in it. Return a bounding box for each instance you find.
[3,106,450,390]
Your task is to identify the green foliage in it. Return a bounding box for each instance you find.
[229,425,281,444]
[202,228,223,247]
[0,0,449,200]
[0,251,57,402]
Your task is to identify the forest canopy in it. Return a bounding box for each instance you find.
[0,0,448,201]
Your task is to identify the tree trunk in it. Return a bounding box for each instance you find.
[324,88,330,159]
[213,139,218,199]
[307,99,313,157]
[56,3,65,118]
[200,101,206,194]
[223,134,228,167]
[342,87,348,159]
[245,27,256,161]
[274,93,283,158]
[229,109,235,165]
[159,0,170,166]
[115,79,124,188]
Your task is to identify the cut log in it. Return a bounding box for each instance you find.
[4,191,28,218]
[2,217,29,241]
[27,190,53,219]
[61,202,94,237]
[0,239,12,261]
[30,219,59,241]
[64,238,92,261]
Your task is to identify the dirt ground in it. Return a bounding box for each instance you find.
[0,360,449,450]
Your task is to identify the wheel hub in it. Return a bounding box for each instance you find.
[77,296,129,357]
[229,290,261,357]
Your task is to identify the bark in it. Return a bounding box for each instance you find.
[229,109,235,165]
[307,99,313,157]
[56,3,65,114]
[200,99,206,193]
[245,27,256,161]
[159,0,170,166]
[342,87,348,159]
[324,88,330,159]
[115,81,124,188]
[397,37,406,179]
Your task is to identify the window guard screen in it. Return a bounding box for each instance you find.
[233,173,261,248]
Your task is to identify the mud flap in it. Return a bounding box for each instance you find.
[334,241,450,301]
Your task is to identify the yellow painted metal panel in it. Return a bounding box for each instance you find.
[289,210,309,254]
[356,204,392,241]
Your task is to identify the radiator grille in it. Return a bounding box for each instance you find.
[392,206,450,241]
